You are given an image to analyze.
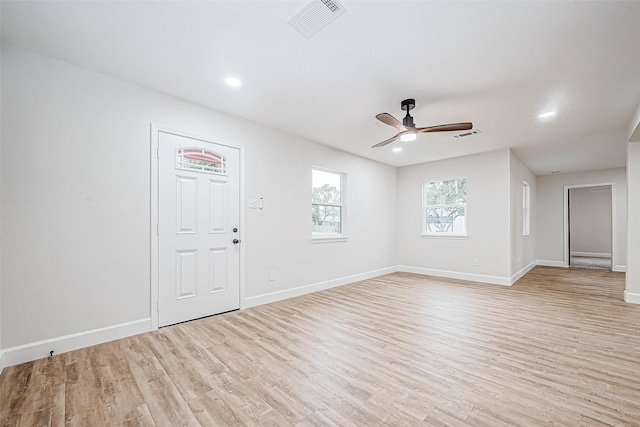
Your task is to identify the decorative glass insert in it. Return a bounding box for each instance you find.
[176,148,227,176]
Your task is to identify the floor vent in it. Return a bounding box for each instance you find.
[454,129,481,138]
[288,0,347,38]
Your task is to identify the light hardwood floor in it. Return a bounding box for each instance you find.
[2,267,639,426]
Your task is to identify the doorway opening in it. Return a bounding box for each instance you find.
[564,183,615,271]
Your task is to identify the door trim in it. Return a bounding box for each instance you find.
[563,182,616,270]
[150,124,246,330]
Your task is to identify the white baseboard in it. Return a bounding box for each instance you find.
[0,349,5,374]
[624,291,640,304]
[614,265,627,272]
[243,266,398,309]
[511,262,536,285]
[536,259,567,268]
[397,265,511,286]
[570,252,611,258]
[1,318,151,370]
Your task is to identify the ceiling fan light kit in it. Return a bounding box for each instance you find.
[373,98,473,148]
[400,131,417,142]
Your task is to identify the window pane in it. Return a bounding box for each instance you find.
[312,169,341,204]
[312,204,341,235]
[523,181,530,235]
[426,207,466,233]
[425,178,466,205]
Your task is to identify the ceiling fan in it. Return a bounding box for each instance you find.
[373,99,473,148]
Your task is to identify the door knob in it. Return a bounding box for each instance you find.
[233,239,240,244]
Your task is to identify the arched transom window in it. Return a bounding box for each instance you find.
[175,147,227,176]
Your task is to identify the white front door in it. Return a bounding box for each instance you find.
[158,130,240,327]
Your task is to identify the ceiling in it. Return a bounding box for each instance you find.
[2,1,640,175]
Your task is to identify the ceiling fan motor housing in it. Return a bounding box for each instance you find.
[401,98,416,111]
[401,98,416,128]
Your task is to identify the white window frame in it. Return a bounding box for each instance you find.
[311,167,348,242]
[523,181,531,236]
[422,177,468,238]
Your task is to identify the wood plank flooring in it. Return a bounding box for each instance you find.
[2,266,640,426]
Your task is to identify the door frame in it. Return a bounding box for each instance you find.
[150,124,246,330]
[563,182,616,270]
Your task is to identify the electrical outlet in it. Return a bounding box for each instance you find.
[269,270,276,281]
[248,199,258,209]
[473,258,480,266]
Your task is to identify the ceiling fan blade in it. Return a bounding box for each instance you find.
[376,113,407,132]
[417,122,473,133]
[372,132,402,148]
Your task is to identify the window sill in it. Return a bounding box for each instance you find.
[311,235,349,243]
[421,234,469,240]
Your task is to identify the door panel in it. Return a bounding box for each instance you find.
[158,131,240,326]
[209,180,227,233]
[176,176,198,234]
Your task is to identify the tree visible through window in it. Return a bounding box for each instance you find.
[423,178,467,235]
[312,168,344,237]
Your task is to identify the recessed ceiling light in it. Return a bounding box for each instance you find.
[392,147,403,153]
[539,111,556,119]
[224,77,242,87]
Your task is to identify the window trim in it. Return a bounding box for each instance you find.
[311,166,348,241]
[422,177,468,238]
[522,180,531,236]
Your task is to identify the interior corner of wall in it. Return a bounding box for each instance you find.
[629,101,640,142]
[630,123,640,143]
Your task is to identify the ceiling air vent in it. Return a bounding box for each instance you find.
[288,0,347,39]
[454,129,481,139]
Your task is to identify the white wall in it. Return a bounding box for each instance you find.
[0,35,3,369]
[509,151,536,280]
[537,168,626,270]
[626,142,640,302]
[0,46,397,353]
[626,100,640,303]
[569,187,612,256]
[2,44,637,369]
[397,149,511,284]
